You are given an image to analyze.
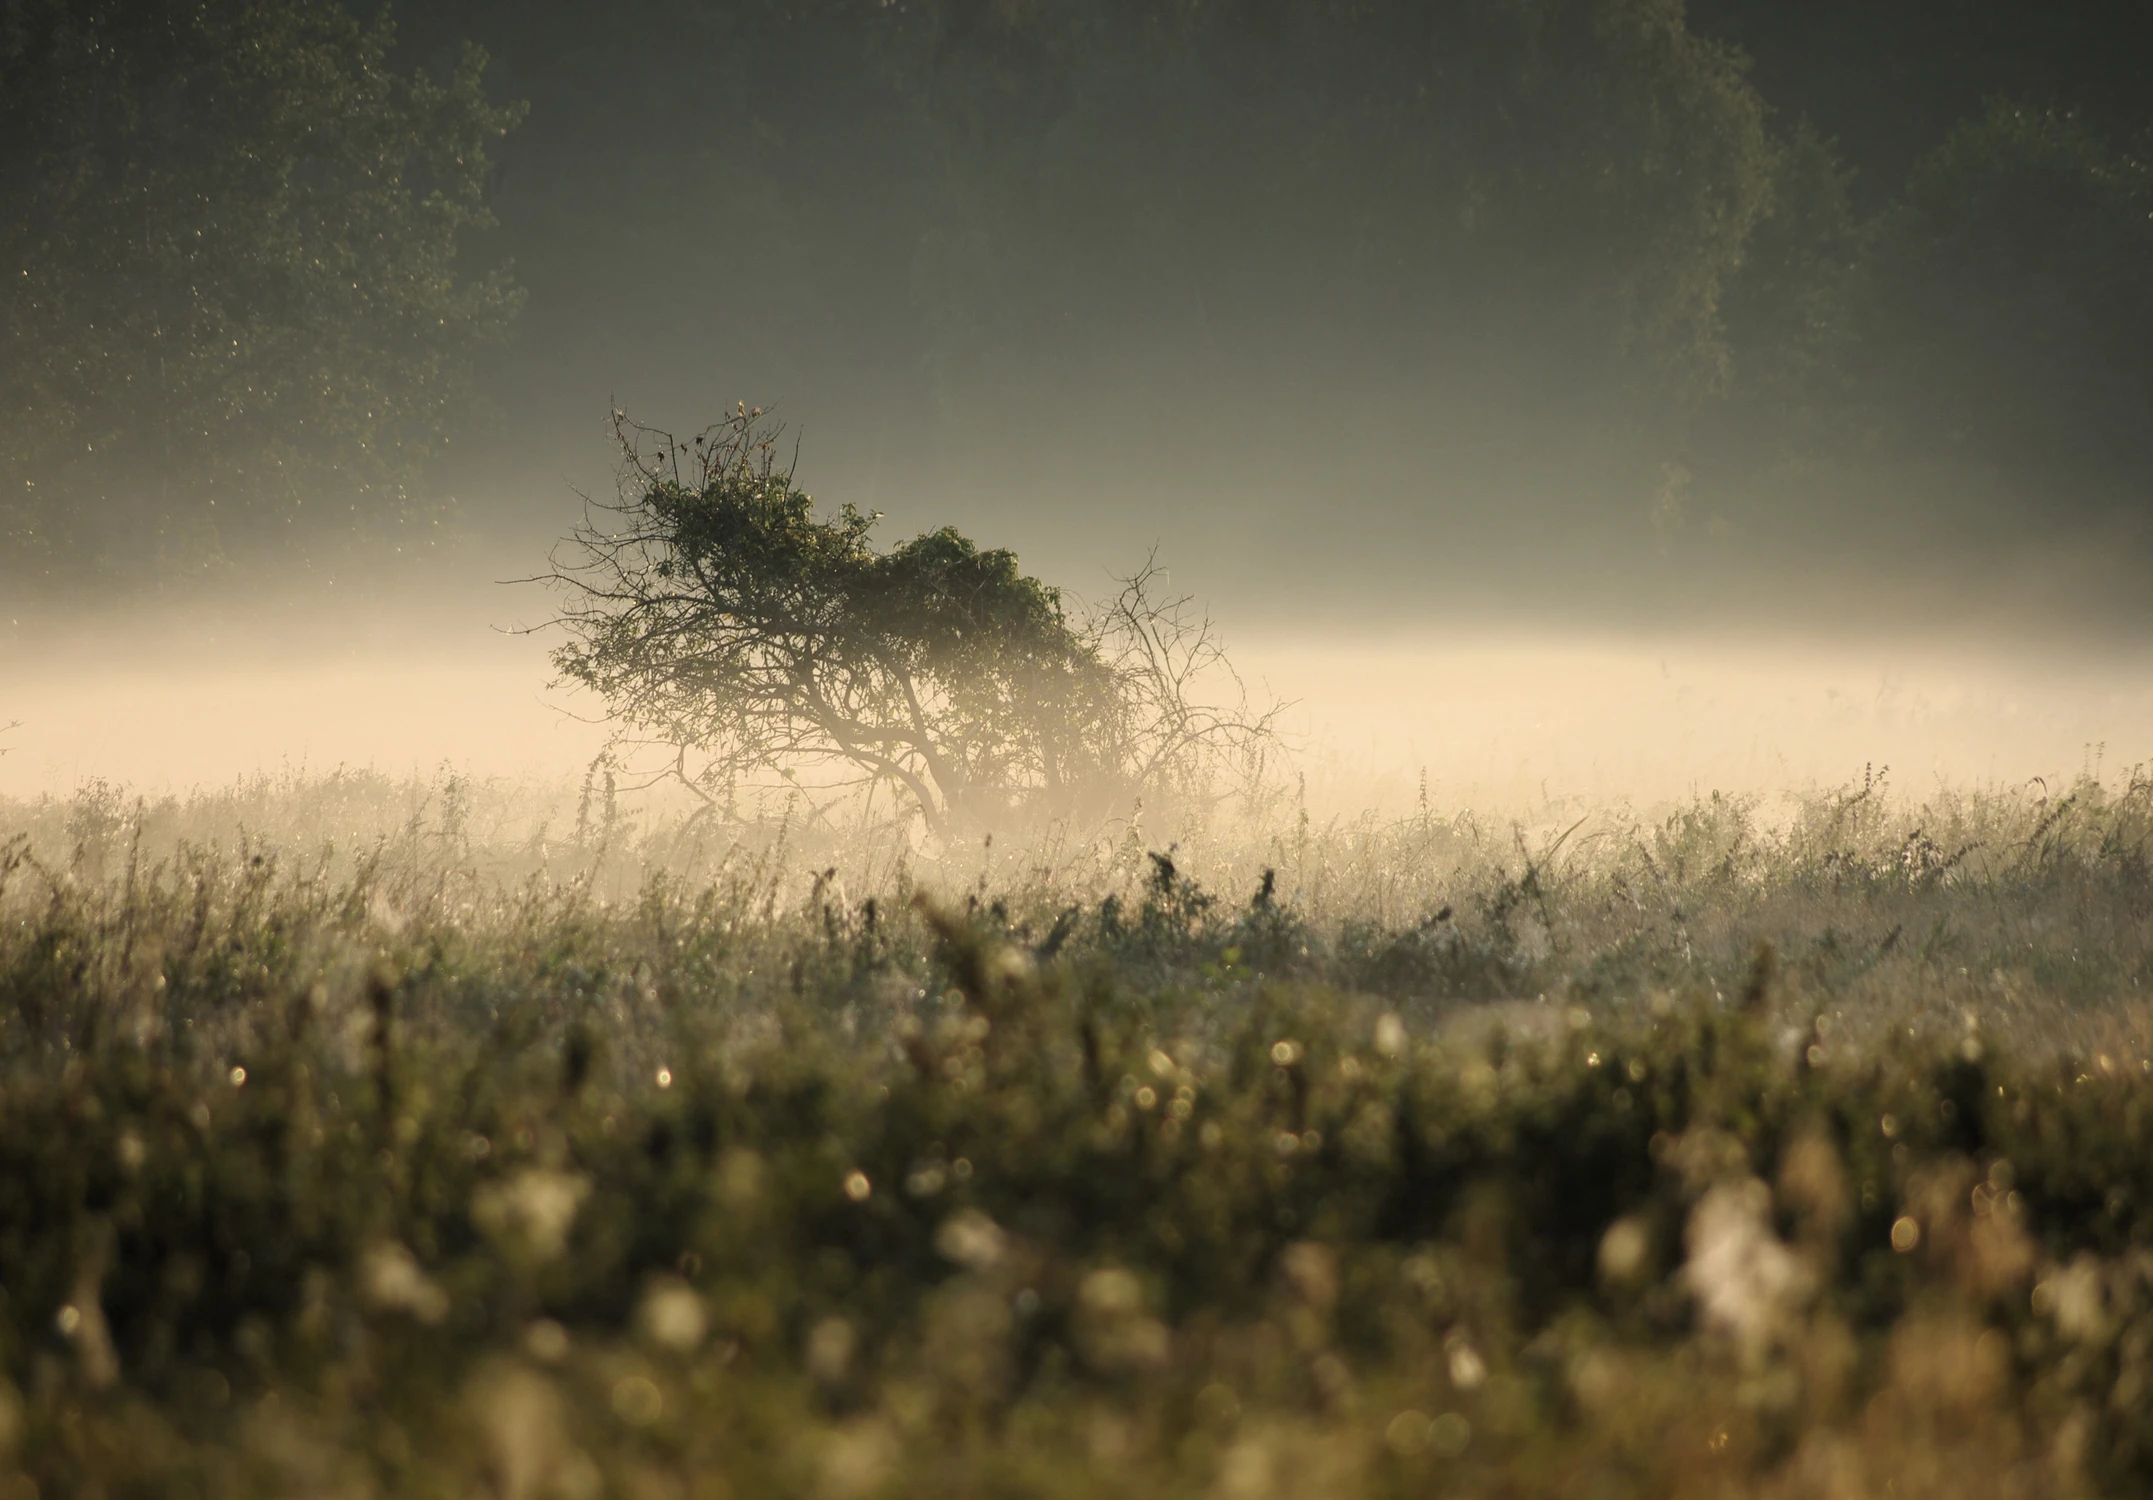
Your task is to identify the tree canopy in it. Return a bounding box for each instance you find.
[394,0,1778,481]
[875,0,1775,408]
[1859,102,2153,499]
[0,0,523,580]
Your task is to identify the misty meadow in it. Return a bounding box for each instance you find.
[5,0,2153,1496]
[3,764,2153,1498]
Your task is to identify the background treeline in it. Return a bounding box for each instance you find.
[6,0,2151,608]
[0,0,522,577]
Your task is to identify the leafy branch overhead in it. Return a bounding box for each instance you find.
[544,407,1275,835]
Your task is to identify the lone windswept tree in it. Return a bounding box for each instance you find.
[546,408,1271,836]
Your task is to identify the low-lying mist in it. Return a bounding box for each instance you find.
[6,574,2147,820]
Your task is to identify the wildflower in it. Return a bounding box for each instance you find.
[473,1168,590,1263]
[635,1276,708,1353]
[934,1208,1007,1272]
[1683,1177,1813,1361]
[360,1241,449,1323]
[1075,1268,1171,1371]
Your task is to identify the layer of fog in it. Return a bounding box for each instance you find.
[6,574,2148,818]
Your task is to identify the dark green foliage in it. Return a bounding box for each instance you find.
[1689,0,2153,211]
[393,0,1782,523]
[0,0,524,580]
[876,0,1775,405]
[1695,96,2153,548]
[1860,103,2153,498]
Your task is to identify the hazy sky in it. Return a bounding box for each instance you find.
[7,578,2150,809]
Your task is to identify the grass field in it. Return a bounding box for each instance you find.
[2,765,2151,1498]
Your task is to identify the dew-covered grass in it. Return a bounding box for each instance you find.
[0,765,2150,1497]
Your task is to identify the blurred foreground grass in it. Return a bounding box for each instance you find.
[1,765,2151,1498]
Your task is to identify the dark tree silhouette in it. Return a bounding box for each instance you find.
[544,408,1273,836]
